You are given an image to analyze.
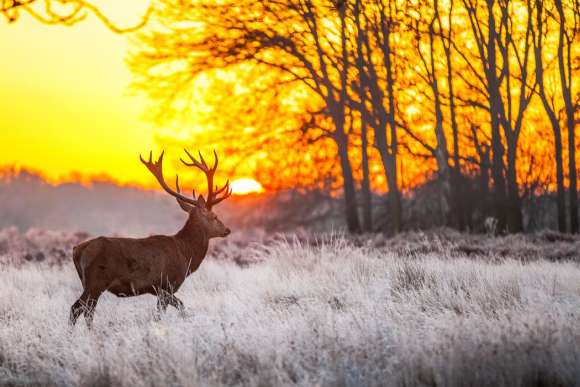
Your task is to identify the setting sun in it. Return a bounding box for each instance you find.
[230,178,263,195]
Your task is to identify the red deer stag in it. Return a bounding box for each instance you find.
[70,149,232,327]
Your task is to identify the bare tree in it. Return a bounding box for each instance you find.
[131,0,362,232]
[407,0,453,224]
[532,0,566,232]
[458,0,506,232]
[497,0,537,233]
[460,0,537,233]
[350,0,403,232]
[351,0,374,232]
[437,0,467,230]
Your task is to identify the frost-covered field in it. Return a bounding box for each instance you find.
[1,228,580,387]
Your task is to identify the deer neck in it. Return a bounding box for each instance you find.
[174,216,210,272]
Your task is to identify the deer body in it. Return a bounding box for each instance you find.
[70,149,232,327]
[73,222,208,297]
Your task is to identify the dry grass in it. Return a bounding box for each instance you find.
[1,231,580,386]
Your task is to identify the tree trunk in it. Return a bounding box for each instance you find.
[384,154,402,233]
[567,111,578,233]
[506,143,523,232]
[479,148,491,221]
[374,124,401,233]
[360,119,373,232]
[444,38,465,230]
[427,16,452,225]
[384,32,402,233]
[555,130,567,232]
[336,135,361,233]
[486,1,508,233]
[490,106,507,233]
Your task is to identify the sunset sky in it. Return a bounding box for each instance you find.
[0,1,161,186]
[1,0,575,198]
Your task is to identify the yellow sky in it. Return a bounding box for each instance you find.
[0,1,159,186]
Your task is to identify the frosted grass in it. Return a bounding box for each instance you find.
[1,235,579,386]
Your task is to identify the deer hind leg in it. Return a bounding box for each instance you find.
[69,289,102,329]
[70,290,89,326]
[168,295,185,317]
[155,291,185,319]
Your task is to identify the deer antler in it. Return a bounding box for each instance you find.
[140,151,199,206]
[181,149,232,210]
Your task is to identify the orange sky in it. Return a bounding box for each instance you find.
[0,1,161,186]
[1,1,575,197]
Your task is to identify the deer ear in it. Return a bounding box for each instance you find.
[197,195,207,208]
[176,198,194,213]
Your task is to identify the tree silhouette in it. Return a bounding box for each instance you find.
[129,0,579,234]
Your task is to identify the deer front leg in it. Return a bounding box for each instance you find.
[83,295,100,329]
[155,291,169,320]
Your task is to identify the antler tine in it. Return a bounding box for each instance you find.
[177,148,232,210]
[198,151,208,169]
[176,174,198,206]
[180,148,196,167]
[206,180,232,209]
[175,175,185,195]
[213,149,218,171]
[209,185,233,208]
[140,150,198,206]
[181,148,215,174]
[214,179,230,195]
[181,148,197,166]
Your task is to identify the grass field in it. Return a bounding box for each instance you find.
[1,229,580,386]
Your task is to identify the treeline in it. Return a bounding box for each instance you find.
[130,0,579,234]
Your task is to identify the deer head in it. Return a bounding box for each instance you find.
[140,149,232,238]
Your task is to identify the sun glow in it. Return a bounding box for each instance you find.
[230,178,263,195]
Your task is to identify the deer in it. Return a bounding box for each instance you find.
[69,149,232,327]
